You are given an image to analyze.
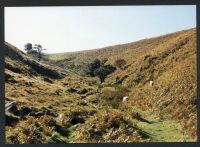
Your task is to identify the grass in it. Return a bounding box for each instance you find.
[136,117,196,142]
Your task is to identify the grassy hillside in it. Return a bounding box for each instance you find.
[5,28,197,143]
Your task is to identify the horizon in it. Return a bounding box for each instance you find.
[5,6,196,53]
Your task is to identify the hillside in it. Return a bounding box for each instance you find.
[5,28,197,143]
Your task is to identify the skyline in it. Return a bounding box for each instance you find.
[5,6,196,53]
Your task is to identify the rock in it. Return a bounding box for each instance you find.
[19,106,32,116]
[48,106,53,109]
[5,114,19,126]
[67,87,77,93]
[5,73,18,83]
[78,101,88,106]
[63,83,68,86]
[5,101,19,115]
[70,116,85,125]
[8,78,18,84]
[80,95,86,99]
[43,77,53,83]
[29,109,39,116]
[25,89,34,94]
[45,109,58,117]
[41,107,58,117]
[24,81,33,86]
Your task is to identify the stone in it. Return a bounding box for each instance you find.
[5,101,19,115]
[5,114,19,126]
[43,77,53,83]
[67,87,77,93]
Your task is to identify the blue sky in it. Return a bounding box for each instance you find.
[5,6,196,53]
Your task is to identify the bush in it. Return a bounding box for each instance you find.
[24,43,33,53]
[83,59,116,83]
[87,59,101,76]
[101,86,130,108]
[114,59,126,69]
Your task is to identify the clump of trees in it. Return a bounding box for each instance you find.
[24,43,46,62]
[84,59,116,83]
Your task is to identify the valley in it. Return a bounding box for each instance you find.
[5,28,197,143]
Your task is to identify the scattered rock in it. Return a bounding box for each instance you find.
[5,100,58,118]
[48,106,53,109]
[5,114,19,126]
[67,87,77,93]
[70,116,85,125]
[25,89,34,94]
[63,83,68,86]
[43,77,53,83]
[45,109,58,117]
[24,81,33,86]
[7,77,18,84]
[80,95,86,99]
[5,101,19,115]
[19,106,32,116]
[78,101,88,106]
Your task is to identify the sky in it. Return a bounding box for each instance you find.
[5,6,196,53]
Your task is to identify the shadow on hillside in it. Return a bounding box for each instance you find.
[133,112,155,124]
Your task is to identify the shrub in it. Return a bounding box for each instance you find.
[101,86,130,108]
[114,59,126,69]
[83,59,116,83]
[87,59,101,76]
[24,43,33,53]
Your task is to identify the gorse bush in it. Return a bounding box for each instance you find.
[101,86,130,109]
[83,59,116,83]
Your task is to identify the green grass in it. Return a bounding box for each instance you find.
[136,117,195,142]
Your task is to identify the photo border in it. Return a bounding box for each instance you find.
[0,0,199,147]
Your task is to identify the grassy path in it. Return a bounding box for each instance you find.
[136,117,194,142]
